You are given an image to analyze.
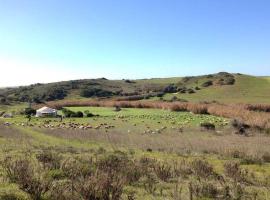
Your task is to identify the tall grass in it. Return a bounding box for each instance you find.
[246,104,270,112]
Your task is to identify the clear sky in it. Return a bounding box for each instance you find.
[0,0,270,86]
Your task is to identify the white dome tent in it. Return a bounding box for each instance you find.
[36,106,57,117]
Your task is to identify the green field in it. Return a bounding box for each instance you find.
[3,107,229,139]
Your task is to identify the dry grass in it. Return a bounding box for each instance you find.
[246,104,270,112]
[0,124,30,139]
[38,127,270,160]
[207,104,270,129]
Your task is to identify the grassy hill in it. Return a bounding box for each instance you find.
[163,74,270,103]
[0,72,270,104]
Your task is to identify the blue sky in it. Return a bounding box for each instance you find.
[0,0,270,86]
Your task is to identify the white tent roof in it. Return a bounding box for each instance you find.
[36,106,56,113]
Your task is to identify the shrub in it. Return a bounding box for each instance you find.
[0,111,5,117]
[80,87,113,98]
[172,160,193,178]
[124,79,135,83]
[61,108,74,117]
[125,163,143,184]
[60,152,128,200]
[61,157,92,180]
[74,171,125,200]
[178,88,186,93]
[0,97,8,104]
[163,84,177,93]
[62,108,84,118]
[76,111,83,118]
[97,152,129,174]
[36,149,62,170]
[231,119,250,135]
[114,106,121,112]
[224,161,248,183]
[142,172,158,194]
[153,162,173,182]
[246,104,270,112]
[23,108,36,116]
[181,76,194,83]
[190,159,214,179]
[200,122,215,131]
[156,92,164,97]
[189,180,219,199]
[45,87,67,101]
[47,180,78,200]
[86,113,95,117]
[224,77,235,85]
[170,96,178,102]
[231,119,250,129]
[187,88,195,94]
[201,80,213,87]
[2,156,52,200]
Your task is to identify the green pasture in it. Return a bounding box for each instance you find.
[66,106,229,127]
[2,107,229,134]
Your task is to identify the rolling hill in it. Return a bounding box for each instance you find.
[163,74,270,103]
[0,72,269,104]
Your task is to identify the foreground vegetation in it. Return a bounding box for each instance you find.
[1,105,270,199]
[0,125,270,200]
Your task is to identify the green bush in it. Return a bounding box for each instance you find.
[163,84,177,93]
[80,87,113,98]
[62,109,84,118]
[23,108,36,116]
[61,108,74,117]
[2,157,52,200]
[201,80,213,87]
[76,111,83,118]
[86,113,94,117]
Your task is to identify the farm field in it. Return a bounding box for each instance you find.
[1,106,270,199]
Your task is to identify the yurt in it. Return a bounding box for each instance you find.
[36,106,57,117]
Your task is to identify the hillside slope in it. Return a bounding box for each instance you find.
[164,75,270,103]
[0,73,269,104]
